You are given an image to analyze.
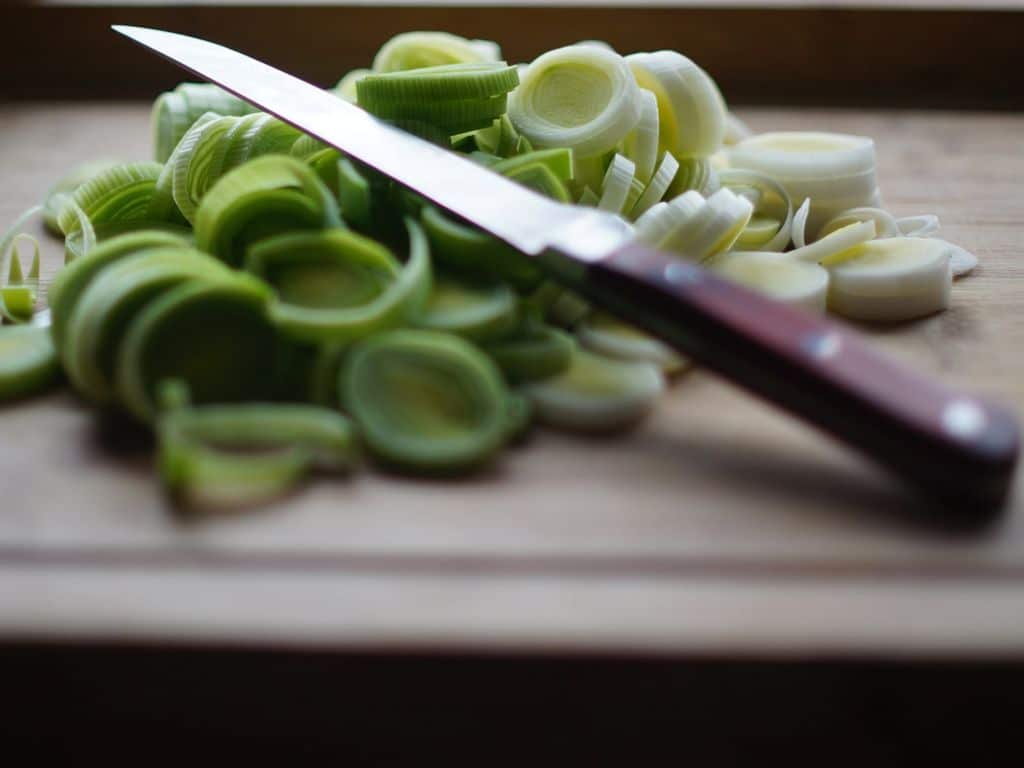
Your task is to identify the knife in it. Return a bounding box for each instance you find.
[113,25,1018,520]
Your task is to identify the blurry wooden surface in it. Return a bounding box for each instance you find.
[3,3,1024,108]
[1,103,1024,656]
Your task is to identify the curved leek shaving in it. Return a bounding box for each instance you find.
[48,230,190,352]
[826,237,952,322]
[522,348,664,432]
[630,152,679,219]
[509,45,642,159]
[0,325,61,401]
[158,390,358,508]
[788,220,877,266]
[194,154,342,267]
[819,206,901,239]
[64,220,192,264]
[372,31,502,73]
[719,168,794,252]
[63,247,233,403]
[117,275,278,421]
[412,274,518,341]
[250,219,431,343]
[896,214,940,238]
[340,328,509,471]
[711,252,829,312]
[576,312,687,373]
[55,162,167,237]
[152,82,257,163]
[626,51,726,159]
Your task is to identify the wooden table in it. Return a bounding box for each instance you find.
[1,103,1023,661]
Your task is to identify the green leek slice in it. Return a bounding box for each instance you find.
[0,325,61,401]
[372,31,502,73]
[158,395,358,508]
[337,158,373,229]
[48,230,190,351]
[509,45,642,159]
[522,348,664,432]
[116,275,277,421]
[420,206,542,291]
[357,62,519,106]
[63,248,233,403]
[250,219,431,343]
[491,148,574,183]
[340,328,508,472]
[152,82,256,163]
[42,160,122,234]
[482,322,575,384]
[194,155,342,267]
[55,162,166,236]
[502,162,572,202]
[412,274,518,342]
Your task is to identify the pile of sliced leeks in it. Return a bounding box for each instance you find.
[0,31,979,507]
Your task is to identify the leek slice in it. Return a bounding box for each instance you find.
[626,51,726,158]
[718,168,794,252]
[194,155,342,267]
[509,45,642,159]
[0,325,61,401]
[826,237,952,322]
[483,322,575,384]
[340,328,509,472]
[491,148,574,183]
[819,207,900,239]
[55,162,166,236]
[412,274,518,342]
[364,94,509,135]
[634,190,703,249]
[896,214,941,238]
[598,154,637,214]
[420,206,542,290]
[372,31,502,73]
[576,312,687,373]
[251,220,431,344]
[63,248,233,403]
[64,220,192,264]
[158,397,358,508]
[630,152,679,219]
[48,230,190,351]
[116,275,277,421]
[789,220,877,266]
[357,62,519,106]
[711,252,829,311]
[682,187,753,260]
[42,160,121,234]
[577,186,600,207]
[622,89,660,185]
[729,131,876,179]
[522,348,664,433]
[333,69,372,102]
[502,161,572,202]
[337,158,374,229]
[152,82,256,163]
[930,239,978,277]
[667,156,718,198]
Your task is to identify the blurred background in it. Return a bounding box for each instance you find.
[4,1,1023,108]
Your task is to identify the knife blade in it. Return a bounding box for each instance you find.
[114,25,1018,519]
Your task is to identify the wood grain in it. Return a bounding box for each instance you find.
[1,103,1023,655]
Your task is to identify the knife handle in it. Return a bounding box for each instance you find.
[573,241,1019,520]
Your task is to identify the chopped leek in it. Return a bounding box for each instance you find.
[0,325,61,401]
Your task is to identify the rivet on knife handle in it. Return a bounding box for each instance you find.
[575,241,1019,519]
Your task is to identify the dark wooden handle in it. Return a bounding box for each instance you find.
[575,242,1019,520]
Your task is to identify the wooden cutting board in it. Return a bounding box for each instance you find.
[1,104,1022,657]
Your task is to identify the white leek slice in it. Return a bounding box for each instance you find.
[928,239,978,277]
[711,252,829,312]
[729,131,876,179]
[896,214,940,237]
[372,31,502,72]
[523,348,664,433]
[597,153,636,214]
[622,89,660,185]
[789,220,877,266]
[577,312,687,373]
[718,168,793,252]
[826,237,952,322]
[791,197,811,249]
[626,51,726,158]
[690,187,753,260]
[634,190,704,248]
[629,151,679,219]
[735,216,783,250]
[509,45,642,159]
[819,206,900,239]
